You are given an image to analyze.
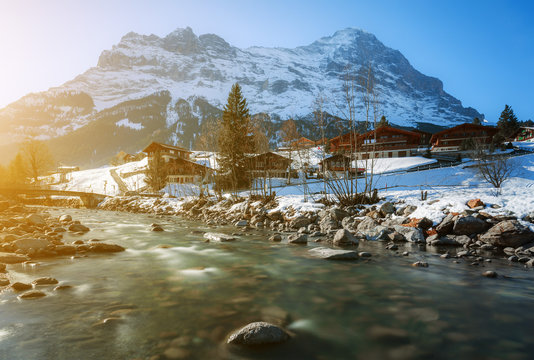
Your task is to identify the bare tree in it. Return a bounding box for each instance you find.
[280,119,299,185]
[145,150,168,192]
[313,93,328,195]
[20,139,54,184]
[477,154,513,191]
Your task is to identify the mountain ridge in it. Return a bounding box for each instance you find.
[0,26,482,167]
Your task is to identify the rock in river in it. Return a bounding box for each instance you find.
[68,224,90,233]
[88,243,125,253]
[227,321,290,346]
[0,252,30,264]
[333,229,359,247]
[480,220,534,248]
[203,233,236,242]
[288,234,308,244]
[309,247,358,260]
[18,290,46,299]
[32,277,59,286]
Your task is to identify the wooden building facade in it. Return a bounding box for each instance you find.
[430,124,498,153]
[247,152,292,178]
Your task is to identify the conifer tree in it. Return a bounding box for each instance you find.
[218,83,253,192]
[473,117,481,125]
[497,104,519,139]
[377,115,389,128]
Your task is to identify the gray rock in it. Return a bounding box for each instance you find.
[482,270,498,278]
[412,261,429,267]
[453,216,488,235]
[357,217,379,233]
[309,247,358,260]
[289,216,310,229]
[358,251,372,257]
[287,233,308,244]
[428,235,461,246]
[235,220,248,227]
[227,322,290,345]
[379,202,396,216]
[319,216,339,233]
[452,235,472,245]
[341,216,360,232]
[480,220,534,248]
[393,226,425,243]
[333,229,359,247]
[330,208,349,221]
[403,205,417,216]
[203,233,236,242]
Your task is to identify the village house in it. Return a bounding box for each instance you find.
[290,137,316,149]
[143,142,213,184]
[329,132,358,153]
[318,154,365,176]
[430,123,498,153]
[511,127,534,142]
[247,152,292,179]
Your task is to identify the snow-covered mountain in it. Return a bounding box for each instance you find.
[0,27,482,167]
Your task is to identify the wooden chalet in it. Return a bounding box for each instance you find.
[142,142,212,184]
[247,152,292,178]
[430,123,498,153]
[318,154,365,175]
[355,126,422,159]
[329,132,358,153]
[290,137,316,149]
[511,127,534,142]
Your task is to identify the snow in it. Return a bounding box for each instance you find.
[355,156,437,174]
[48,158,148,196]
[49,148,534,233]
[116,118,144,130]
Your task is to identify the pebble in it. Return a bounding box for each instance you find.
[412,261,429,268]
[482,270,498,278]
[18,290,46,299]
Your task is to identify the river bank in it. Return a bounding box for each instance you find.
[1,204,534,359]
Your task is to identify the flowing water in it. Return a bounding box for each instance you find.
[1,208,534,360]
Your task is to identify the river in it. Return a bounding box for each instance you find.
[1,207,533,360]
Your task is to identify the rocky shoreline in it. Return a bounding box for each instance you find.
[0,197,125,300]
[99,195,534,268]
[2,193,534,357]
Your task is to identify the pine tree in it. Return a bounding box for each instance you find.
[473,117,481,125]
[497,104,519,139]
[377,115,389,128]
[217,83,253,192]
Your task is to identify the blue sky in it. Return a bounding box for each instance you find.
[0,0,532,122]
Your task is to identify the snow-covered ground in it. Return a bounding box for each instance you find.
[47,148,534,232]
[48,158,148,196]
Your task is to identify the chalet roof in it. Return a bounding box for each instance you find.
[430,123,498,143]
[142,141,192,154]
[249,151,292,162]
[359,126,421,140]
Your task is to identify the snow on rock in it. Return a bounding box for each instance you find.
[115,118,144,130]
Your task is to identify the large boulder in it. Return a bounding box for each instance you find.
[480,221,534,248]
[0,252,30,264]
[309,247,358,260]
[357,217,379,233]
[227,322,290,346]
[436,214,455,235]
[319,216,339,233]
[13,239,49,252]
[59,214,72,223]
[26,214,46,226]
[393,226,425,243]
[333,229,359,247]
[379,202,396,216]
[453,216,488,236]
[287,234,308,244]
[330,208,349,221]
[289,216,311,229]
